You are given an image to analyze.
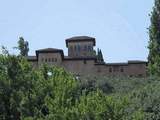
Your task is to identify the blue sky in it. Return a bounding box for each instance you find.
[0,0,154,62]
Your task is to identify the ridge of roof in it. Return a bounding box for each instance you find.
[66,36,95,40]
[36,48,63,52]
[65,36,96,47]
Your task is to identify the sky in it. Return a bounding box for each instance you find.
[0,0,154,62]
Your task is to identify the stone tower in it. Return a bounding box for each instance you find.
[66,36,96,57]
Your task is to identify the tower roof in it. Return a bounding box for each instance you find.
[66,36,96,47]
[36,48,63,53]
[35,48,64,58]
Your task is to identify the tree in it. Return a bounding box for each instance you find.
[148,0,160,75]
[16,37,29,56]
[1,46,9,55]
[97,48,104,63]
[0,54,36,120]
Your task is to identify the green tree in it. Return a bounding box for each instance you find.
[97,48,104,62]
[148,0,160,75]
[1,46,9,55]
[0,54,36,120]
[16,37,29,56]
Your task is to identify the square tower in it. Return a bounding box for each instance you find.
[66,36,96,57]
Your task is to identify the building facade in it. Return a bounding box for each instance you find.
[27,36,147,77]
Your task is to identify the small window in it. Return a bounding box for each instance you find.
[120,68,124,72]
[113,66,119,72]
[138,74,143,77]
[74,46,77,51]
[109,68,112,72]
[78,45,81,52]
[88,45,92,51]
[130,75,133,77]
[55,58,57,62]
[84,60,87,64]
[52,58,54,62]
[48,58,51,62]
[41,58,44,62]
[84,45,87,51]
[45,58,47,62]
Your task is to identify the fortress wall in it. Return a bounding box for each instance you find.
[28,59,147,77]
[127,63,147,77]
[94,63,147,77]
[62,60,95,75]
[95,64,129,76]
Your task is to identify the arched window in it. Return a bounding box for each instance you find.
[78,45,81,52]
[109,67,112,72]
[41,58,44,62]
[88,45,92,51]
[48,58,51,62]
[55,58,57,62]
[84,45,87,51]
[74,45,77,51]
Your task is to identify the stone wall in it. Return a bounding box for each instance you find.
[62,60,95,76]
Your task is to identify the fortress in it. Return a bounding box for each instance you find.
[27,36,147,77]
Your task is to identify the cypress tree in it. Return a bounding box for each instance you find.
[97,48,104,62]
[148,0,160,75]
[99,49,104,62]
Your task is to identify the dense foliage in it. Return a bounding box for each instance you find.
[148,0,160,75]
[80,76,160,120]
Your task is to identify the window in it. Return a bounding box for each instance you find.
[45,58,47,62]
[88,45,92,51]
[41,58,44,62]
[52,58,54,62]
[74,46,77,51]
[120,68,124,72]
[109,67,112,72]
[130,75,133,77]
[84,45,87,51]
[55,58,57,62]
[78,45,81,52]
[138,74,143,77]
[48,58,51,62]
[51,58,58,62]
[113,66,119,72]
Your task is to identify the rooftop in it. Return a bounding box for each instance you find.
[36,48,63,52]
[35,48,64,58]
[66,36,96,47]
[27,56,37,61]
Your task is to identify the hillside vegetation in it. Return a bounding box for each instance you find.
[0,54,160,120]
